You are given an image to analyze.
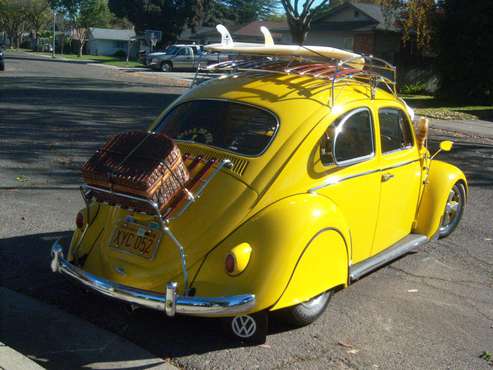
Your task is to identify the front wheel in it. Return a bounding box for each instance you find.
[160,62,172,72]
[439,182,466,238]
[281,290,333,327]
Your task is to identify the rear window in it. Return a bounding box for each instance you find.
[155,100,279,156]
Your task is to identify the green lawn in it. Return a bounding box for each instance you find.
[28,51,143,68]
[60,54,143,68]
[402,95,493,121]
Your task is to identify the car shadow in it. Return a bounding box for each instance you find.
[0,231,293,368]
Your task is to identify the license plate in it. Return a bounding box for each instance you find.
[110,223,160,259]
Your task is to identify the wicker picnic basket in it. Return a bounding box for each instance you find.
[81,131,189,214]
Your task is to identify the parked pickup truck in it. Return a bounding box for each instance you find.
[145,44,228,72]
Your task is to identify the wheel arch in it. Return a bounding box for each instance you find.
[413,160,468,238]
[270,226,349,311]
[191,193,352,314]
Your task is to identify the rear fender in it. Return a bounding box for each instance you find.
[191,194,351,314]
[413,160,467,238]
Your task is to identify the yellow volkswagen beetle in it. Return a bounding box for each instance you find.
[50,44,467,343]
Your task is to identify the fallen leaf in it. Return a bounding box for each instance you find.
[337,341,353,349]
[347,349,359,354]
[15,176,28,182]
[485,238,492,241]
[259,344,271,349]
[407,289,418,293]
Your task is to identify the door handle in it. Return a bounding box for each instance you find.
[381,173,395,182]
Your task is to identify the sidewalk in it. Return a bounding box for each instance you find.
[0,288,178,370]
[429,118,493,139]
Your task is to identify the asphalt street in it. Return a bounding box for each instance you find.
[1,52,492,370]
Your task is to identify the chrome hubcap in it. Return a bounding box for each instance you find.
[301,292,327,309]
[441,187,461,231]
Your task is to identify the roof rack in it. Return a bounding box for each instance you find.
[191,25,397,108]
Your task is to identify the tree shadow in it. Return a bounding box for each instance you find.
[429,139,493,187]
[0,76,179,187]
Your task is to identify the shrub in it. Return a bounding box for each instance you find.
[113,49,127,59]
[400,82,428,95]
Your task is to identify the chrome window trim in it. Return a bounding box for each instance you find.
[378,107,415,155]
[330,107,376,167]
[154,98,280,158]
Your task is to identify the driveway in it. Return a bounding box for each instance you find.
[1,51,492,370]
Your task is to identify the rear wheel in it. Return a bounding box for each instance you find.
[439,182,466,238]
[160,62,172,72]
[281,290,333,327]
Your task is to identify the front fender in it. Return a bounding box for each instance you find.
[191,194,351,314]
[414,160,468,238]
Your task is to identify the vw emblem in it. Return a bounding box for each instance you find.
[231,315,257,338]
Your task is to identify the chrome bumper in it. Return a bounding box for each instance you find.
[50,241,255,317]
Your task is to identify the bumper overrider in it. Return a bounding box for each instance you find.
[50,240,256,317]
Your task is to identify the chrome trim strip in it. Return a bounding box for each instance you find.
[380,158,419,172]
[50,241,256,318]
[308,159,420,193]
[349,234,428,281]
[309,169,380,193]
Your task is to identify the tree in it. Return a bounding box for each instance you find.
[379,0,436,50]
[53,0,112,56]
[0,0,29,48]
[436,0,493,102]
[219,0,279,24]
[279,0,332,45]
[23,0,51,49]
[108,0,206,44]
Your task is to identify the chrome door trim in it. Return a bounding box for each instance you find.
[380,158,419,172]
[308,169,380,193]
[308,159,419,193]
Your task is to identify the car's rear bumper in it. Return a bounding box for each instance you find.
[50,240,255,317]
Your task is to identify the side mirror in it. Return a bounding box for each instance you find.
[431,140,454,160]
[440,140,453,152]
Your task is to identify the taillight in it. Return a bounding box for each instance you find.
[76,212,84,229]
[225,254,235,274]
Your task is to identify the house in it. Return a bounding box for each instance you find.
[304,2,401,61]
[232,21,289,44]
[178,26,219,45]
[87,28,137,58]
[178,21,290,45]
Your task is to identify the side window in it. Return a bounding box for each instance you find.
[320,108,374,166]
[379,108,414,153]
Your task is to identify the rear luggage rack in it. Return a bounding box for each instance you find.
[78,156,233,295]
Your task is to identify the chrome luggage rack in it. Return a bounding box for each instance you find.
[191,53,397,107]
[75,157,233,296]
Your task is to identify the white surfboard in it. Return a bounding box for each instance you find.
[206,24,365,69]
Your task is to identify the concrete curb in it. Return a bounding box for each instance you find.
[0,288,178,370]
[0,342,45,370]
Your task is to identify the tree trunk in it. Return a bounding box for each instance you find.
[287,18,309,45]
[79,42,84,57]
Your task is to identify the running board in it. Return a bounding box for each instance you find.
[349,234,428,282]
